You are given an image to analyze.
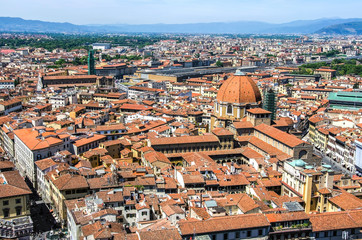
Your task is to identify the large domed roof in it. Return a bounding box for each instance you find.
[216,73,262,104]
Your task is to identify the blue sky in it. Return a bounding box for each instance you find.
[1,0,361,24]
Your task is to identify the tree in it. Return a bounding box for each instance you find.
[215,60,223,67]
[72,56,87,66]
[0,34,176,52]
[318,50,340,58]
[55,58,66,66]
[353,82,359,89]
[101,54,112,61]
[14,77,20,87]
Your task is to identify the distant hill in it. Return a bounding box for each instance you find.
[316,21,362,35]
[95,21,274,34]
[0,17,92,33]
[88,18,362,34]
[0,17,362,34]
[264,18,362,34]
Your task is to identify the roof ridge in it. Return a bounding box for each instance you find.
[58,173,73,190]
[2,183,31,195]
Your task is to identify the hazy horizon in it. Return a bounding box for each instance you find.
[2,16,361,26]
[1,0,361,25]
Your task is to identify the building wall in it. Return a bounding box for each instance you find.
[316,193,329,213]
[312,229,362,240]
[100,143,122,158]
[316,129,328,150]
[0,82,15,89]
[48,181,88,222]
[49,96,69,109]
[151,141,221,154]
[72,138,105,155]
[182,227,269,240]
[249,115,271,126]
[144,74,178,83]
[14,134,35,182]
[14,134,64,184]
[67,208,81,240]
[36,167,53,203]
[0,195,29,219]
[254,129,313,160]
[43,77,97,86]
[303,175,313,213]
[215,102,247,120]
[1,129,14,158]
[136,209,150,222]
[355,140,362,174]
[0,102,22,115]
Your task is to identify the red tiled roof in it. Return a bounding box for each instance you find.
[178,214,270,235]
[14,128,63,150]
[309,210,362,232]
[266,211,309,223]
[73,134,106,147]
[150,134,219,146]
[216,75,261,104]
[247,108,271,114]
[254,123,306,148]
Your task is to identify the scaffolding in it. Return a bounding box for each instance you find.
[88,49,95,75]
[263,88,276,120]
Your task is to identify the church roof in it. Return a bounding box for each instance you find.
[216,73,262,104]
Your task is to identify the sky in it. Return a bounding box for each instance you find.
[1,0,361,25]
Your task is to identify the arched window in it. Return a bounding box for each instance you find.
[299,150,308,159]
[227,105,233,114]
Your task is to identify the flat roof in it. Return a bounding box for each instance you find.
[328,91,362,103]
[141,66,257,78]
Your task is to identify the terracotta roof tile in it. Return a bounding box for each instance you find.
[0,171,32,198]
[150,134,219,146]
[254,123,306,148]
[216,75,262,104]
[310,210,362,232]
[179,213,270,235]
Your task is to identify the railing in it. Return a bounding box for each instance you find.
[272,223,311,233]
[0,216,33,238]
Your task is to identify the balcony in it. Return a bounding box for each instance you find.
[271,223,311,234]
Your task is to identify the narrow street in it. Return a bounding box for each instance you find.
[313,148,354,176]
[24,177,61,238]
[4,149,61,238]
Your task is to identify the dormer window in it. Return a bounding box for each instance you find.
[227,105,233,114]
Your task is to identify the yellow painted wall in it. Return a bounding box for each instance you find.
[0,195,29,219]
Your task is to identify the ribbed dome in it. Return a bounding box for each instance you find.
[216,74,261,104]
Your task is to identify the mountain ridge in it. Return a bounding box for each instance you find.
[0,17,361,34]
[317,21,362,35]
